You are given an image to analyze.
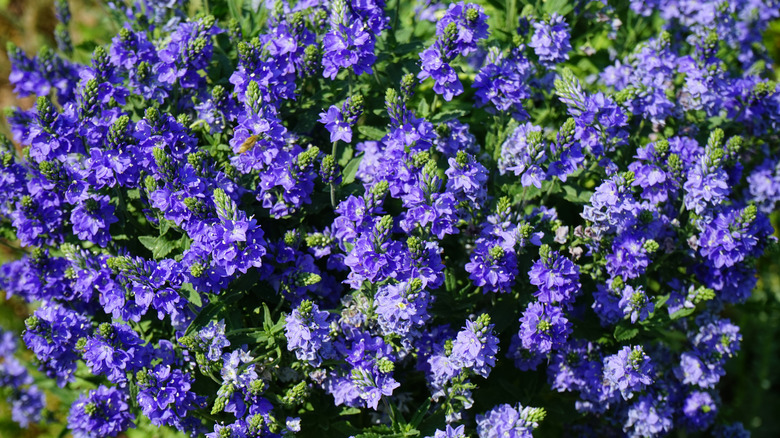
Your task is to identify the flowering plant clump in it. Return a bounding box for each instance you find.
[0,0,779,436]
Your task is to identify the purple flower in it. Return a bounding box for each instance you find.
[618,285,654,324]
[10,385,46,428]
[450,314,499,378]
[322,0,387,79]
[136,365,206,434]
[528,245,580,306]
[23,303,90,387]
[476,403,545,438]
[284,300,333,367]
[67,386,134,438]
[82,323,147,385]
[445,151,488,207]
[319,95,363,144]
[498,122,547,187]
[418,2,489,101]
[375,278,432,338]
[473,46,533,118]
[624,393,673,437]
[518,302,572,354]
[426,424,466,438]
[603,345,654,400]
[194,320,230,362]
[529,14,571,67]
[70,195,118,247]
[682,390,718,430]
[465,237,517,293]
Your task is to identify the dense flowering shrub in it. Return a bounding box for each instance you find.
[0,0,779,436]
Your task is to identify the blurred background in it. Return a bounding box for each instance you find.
[0,1,779,437]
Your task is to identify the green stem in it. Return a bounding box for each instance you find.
[331,139,340,207]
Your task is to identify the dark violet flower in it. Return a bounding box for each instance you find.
[603,345,654,400]
[375,278,432,339]
[624,393,673,437]
[418,2,489,101]
[518,302,572,354]
[23,303,90,387]
[450,314,499,378]
[476,403,545,438]
[285,300,333,367]
[528,245,581,306]
[682,390,718,430]
[67,386,134,438]
[529,14,571,67]
[70,195,118,247]
[426,424,466,438]
[465,237,517,293]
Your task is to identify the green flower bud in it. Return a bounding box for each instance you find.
[25,316,40,331]
[371,180,389,200]
[400,73,415,100]
[643,239,659,253]
[297,146,320,170]
[522,407,547,425]
[654,139,669,156]
[189,262,205,278]
[489,244,505,261]
[295,272,322,287]
[377,357,395,373]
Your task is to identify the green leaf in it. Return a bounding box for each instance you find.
[430,109,469,124]
[444,270,457,293]
[138,234,180,259]
[340,407,362,416]
[417,98,430,118]
[342,155,364,185]
[562,186,593,204]
[543,0,574,16]
[180,283,203,308]
[670,307,696,320]
[126,188,141,200]
[185,290,243,335]
[614,324,639,341]
[408,399,431,428]
[138,236,158,252]
[358,125,386,141]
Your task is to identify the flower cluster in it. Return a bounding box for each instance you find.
[0,0,777,436]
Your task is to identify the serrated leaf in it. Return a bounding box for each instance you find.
[342,155,364,185]
[358,125,386,140]
[180,283,202,308]
[614,324,639,341]
[138,236,158,252]
[159,218,172,236]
